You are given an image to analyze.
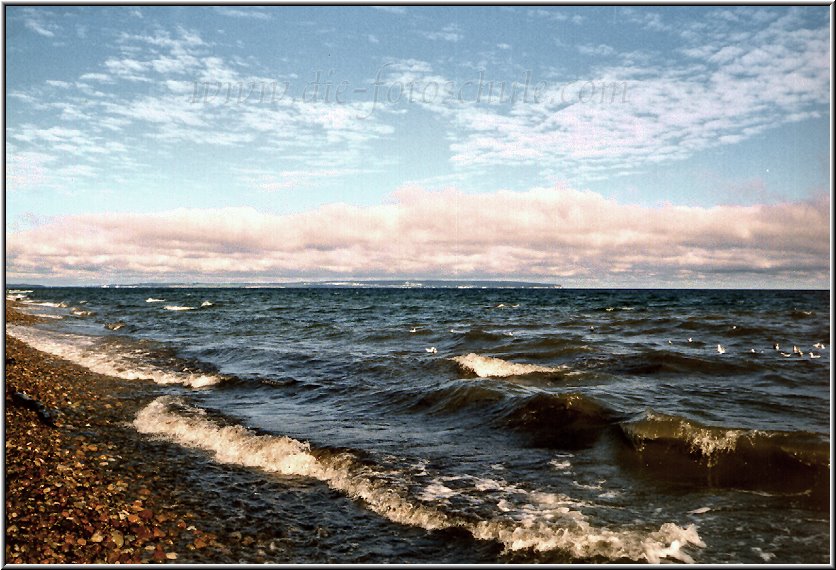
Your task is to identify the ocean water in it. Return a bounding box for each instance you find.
[6,286,831,563]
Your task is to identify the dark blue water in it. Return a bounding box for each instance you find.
[7,287,831,563]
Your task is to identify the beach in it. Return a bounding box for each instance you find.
[4,303,286,564]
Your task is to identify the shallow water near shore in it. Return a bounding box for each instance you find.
[6,286,831,563]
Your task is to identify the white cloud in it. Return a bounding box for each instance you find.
[420,24,463,43]
[24,17,56,37]
[57,164,97,178]
[8,24,394,178]
[79,73,112,82]
[372,6,407,15]
[577,44,616,57]
[390,13,829,182]
[621,9,672,33]
[214,7,272,20]
[5,151,56,190]
[104,57,150,81]
[6,186,829,286]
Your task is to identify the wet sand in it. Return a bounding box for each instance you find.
[4,303,288,563]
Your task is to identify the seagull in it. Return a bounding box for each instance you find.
[809,352,821,359]
[813,342,825,349]
[688,338,693,343]
[750,348,756,353]
[668,340,672,345]
[717,344,726,354]
[410,327,418,333]
[425,347,437,354]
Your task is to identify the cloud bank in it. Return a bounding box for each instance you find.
[6,186,829,287]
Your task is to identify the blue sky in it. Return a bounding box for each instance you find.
[5,6,831,287]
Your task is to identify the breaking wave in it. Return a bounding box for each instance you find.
[452,353,567,378]
[164,305,196,311]
[134,396,706,563]
[7,325,223,388]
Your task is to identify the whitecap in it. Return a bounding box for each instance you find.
[452,353,565,378]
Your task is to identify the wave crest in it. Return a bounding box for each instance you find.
[452,353,565,378]
[619,411,829,499]
[501,392,617,449]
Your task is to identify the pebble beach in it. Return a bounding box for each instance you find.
[4,303,287,564]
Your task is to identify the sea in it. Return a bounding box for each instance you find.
[5,285,831,564]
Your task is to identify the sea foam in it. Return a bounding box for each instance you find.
[134,396,705,562]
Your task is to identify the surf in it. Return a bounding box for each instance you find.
[134,396,706,563]
[6,325,224,389]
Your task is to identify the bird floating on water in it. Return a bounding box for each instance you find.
[813,342,825,349]
[688,337,693,343]
[717,344,726,354]
[425,347,437,354]
[809,352,821,359]
[409,327,418,333]
[792,345,803,356]
[773,343,780,351]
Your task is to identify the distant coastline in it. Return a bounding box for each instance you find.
[8,280,563,290]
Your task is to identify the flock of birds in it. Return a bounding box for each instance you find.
[713,340,825,358]
[410,322,827,360]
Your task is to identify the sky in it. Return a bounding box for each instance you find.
[4,5,832,287]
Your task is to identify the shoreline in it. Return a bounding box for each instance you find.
[4,304,284,563]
